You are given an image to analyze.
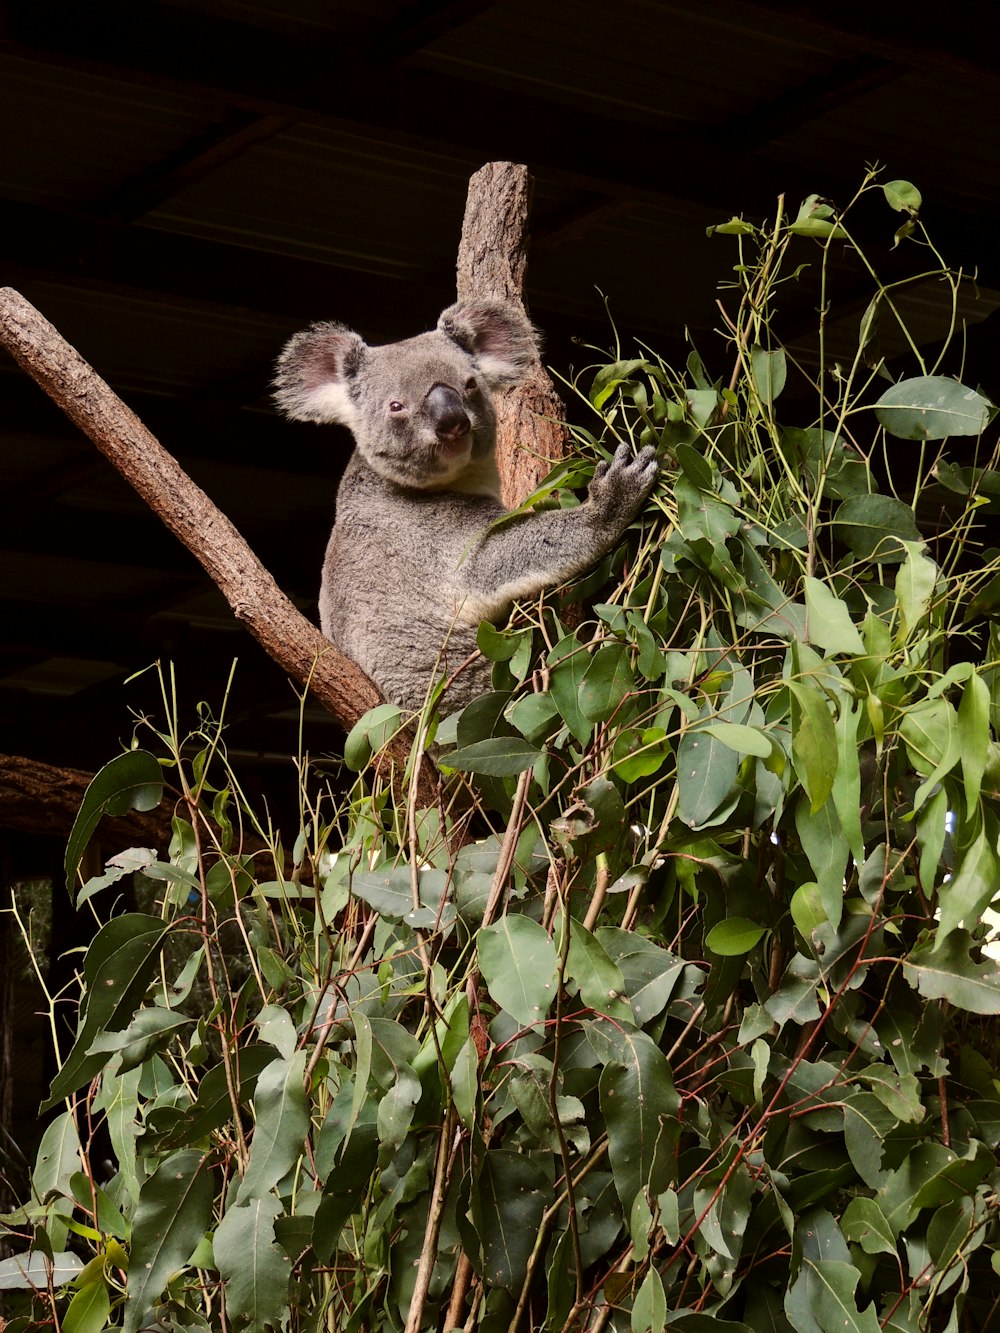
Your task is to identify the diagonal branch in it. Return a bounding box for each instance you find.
[0,284,392,745]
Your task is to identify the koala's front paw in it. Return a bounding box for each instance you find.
[588,444,659,526]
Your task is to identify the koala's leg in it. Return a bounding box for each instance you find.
[457,444,658,621]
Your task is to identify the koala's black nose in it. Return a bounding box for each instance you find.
[426,383,471,442]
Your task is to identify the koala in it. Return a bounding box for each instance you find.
[275,301,658,713]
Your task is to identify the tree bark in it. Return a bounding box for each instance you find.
[456,162,569,508]
[0,287,381,724]
[0,752,173,842]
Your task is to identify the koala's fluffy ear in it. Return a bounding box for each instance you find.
[273,322,365,426]
[438,301,538,388]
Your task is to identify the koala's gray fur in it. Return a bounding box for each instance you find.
[275,301,658,713]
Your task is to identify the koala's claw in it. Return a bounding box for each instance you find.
[589,444,659,522]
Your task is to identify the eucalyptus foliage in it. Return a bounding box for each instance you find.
[6,172,1000,1332]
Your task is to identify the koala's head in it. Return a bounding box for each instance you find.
[274,300,538,489]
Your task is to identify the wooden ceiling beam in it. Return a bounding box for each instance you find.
[0,198,447,329]
[0,1,908,215]
[4,2,997,286]
[95,111,294,223]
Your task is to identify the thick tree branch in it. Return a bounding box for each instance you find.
[0,752,174,843]
[0,287,425,765]
[457,161,570,507]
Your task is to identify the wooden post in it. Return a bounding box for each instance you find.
[456,162,569,507]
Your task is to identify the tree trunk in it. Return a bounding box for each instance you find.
[456,162,569,507]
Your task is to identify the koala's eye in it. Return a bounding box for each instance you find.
[388,400,405,413]
[464,377,479,395]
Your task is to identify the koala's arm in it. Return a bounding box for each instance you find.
[456,444,658,620]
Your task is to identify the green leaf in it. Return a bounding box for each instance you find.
[875,376,992,441]
[751,346,786,405]
[547,635,594,745]
[451,1035,479,1130]
[796,794,848,930]
[631,1266,666,1332]
[254,1004,298,1060]
[612,726,672,782]
[803,579,865,655]
[564,919,632,1020]
[343,704,403,771]
[693,1151,753,1264]
[883,179,922,213]
[788,680,837,812]
[579,642,634,722]
[442,736,541,776]
[476,621,522,661]
[599,1028,679,1207]
[707,217,756,236]
[0,1252,83,1290]
[685,388,719,428]
[706,917,766,956]
[214,1195,292,1333]
[958,672,990,817]
[674,442,715,491]
[591,358,650,410]
[123,1150,214,1333]
[144,1046,274,1152]
[677,725,739,828]
[787,218,847,239]
[841,1197,897,1258]
[786,1259,881,1333]
[856,1065,923,1123]
[676,475,740,549]
[597,929,687,1025]
[313,1125,378,1265]
[77,846,159,909]
[237,1051,310,1202]
[507,691,559,742]
[63,1280,112,1333]
[86,1005,192,1074]
[32,1110,80,1202]
[833,494,921,562]
[698,722,772,757]
[65,750,162,894]
[831,700,864,867]
[926,1196,979,1272]
[904,930,1000,1014]
[44,914,170,1110]
[935,818,1000,943]
[478,916,559,1026]
[370,1023,420,1150]
[350,864,454,929]
[474,1150,548,1292]
[92,1064,141,1201]
[899,697,960,812]
[790,882,826,937]
[894,541,937,639]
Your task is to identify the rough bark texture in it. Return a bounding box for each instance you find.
[0,753,175,842]
[0,287,379,724]
[456,162,569,507]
